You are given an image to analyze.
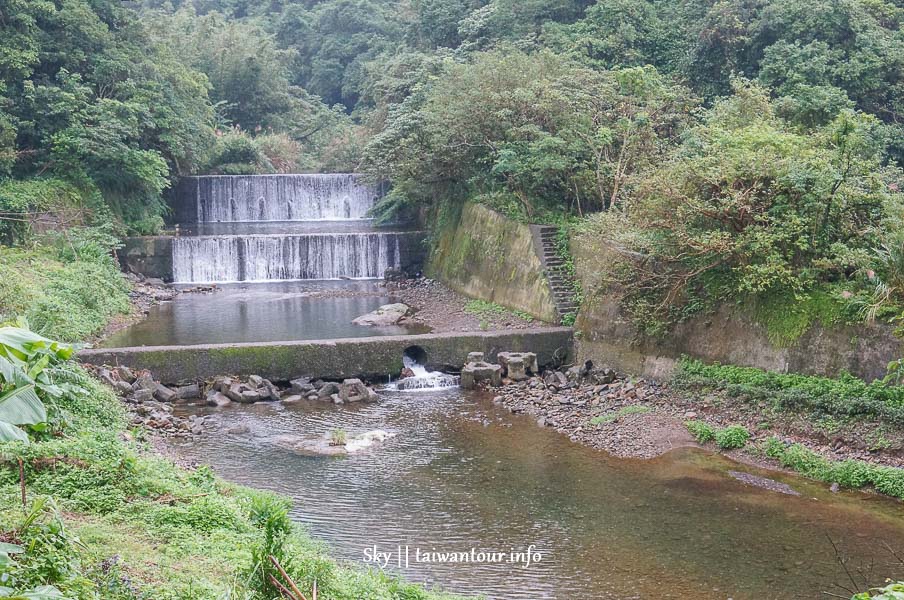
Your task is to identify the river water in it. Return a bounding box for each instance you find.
[167,387,904,599]
[101,281,428,347]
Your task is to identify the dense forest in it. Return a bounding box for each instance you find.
[3,0,904,336]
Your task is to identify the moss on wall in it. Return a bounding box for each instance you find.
[569,239,902,382]
[428,203,558,322]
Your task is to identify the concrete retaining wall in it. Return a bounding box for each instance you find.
[428,203,559,322]
[79,328,574,385]
[570,237,902,382]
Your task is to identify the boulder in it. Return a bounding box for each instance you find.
[113,380,134,396]
[339,378,372,403]
[174,383,201,400]
[262,380,281,401]
[544,371,568,389]
[114,366,136,384]
[132,373,157,393]
[239,389,261,403]
[281,394,304,404]
[130,388,154,403]
[224,383,246,402]
[206,391,231,407]
[153,383,177,402]
[467,352,485,363]
[212,376,234,393]
[97,368,117,387]
[290,377,315,395]
[248,375,265,388]
[352,303,410,326]
[592,368,617,385]
[317,382,340,400]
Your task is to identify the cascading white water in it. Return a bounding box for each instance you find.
[194,174,377,222]
[172,233,402,283]
[395,355,460,391]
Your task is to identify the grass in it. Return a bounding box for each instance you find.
[589,405,650,425]
[761,438,904,500]
[0,370,471,600]
[674,358,904,426]
[0,234,130,342]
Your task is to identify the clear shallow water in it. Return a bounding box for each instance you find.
[101,281,428,347]
[167,388,904,599]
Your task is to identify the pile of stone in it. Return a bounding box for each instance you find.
[94,366,206,436]
[96,366,201,404]
[279,376,379,405]
[93,366,383,436]
[460,351,539,389]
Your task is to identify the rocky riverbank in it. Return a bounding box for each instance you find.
[489,361,904,471]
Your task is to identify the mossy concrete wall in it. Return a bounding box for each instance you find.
[571,242,901,382]
[428,203,558,322]
[79,328,574,385]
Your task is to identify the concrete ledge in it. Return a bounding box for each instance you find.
[79,328,574,385]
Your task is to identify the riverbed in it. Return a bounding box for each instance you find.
[167,387,904,599]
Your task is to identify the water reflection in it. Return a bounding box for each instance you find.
[167,388,904,599]
[102,281,428,347]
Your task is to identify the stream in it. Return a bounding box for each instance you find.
[167,387,904,599]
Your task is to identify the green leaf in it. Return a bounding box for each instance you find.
[0,543,24,554]
[0,327,74,362]
[0,385,46,425]
[0,421,29,444]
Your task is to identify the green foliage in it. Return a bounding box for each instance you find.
[714,425,750,450]
[0,179,88,246]
[589,404,649,425]
[851,581,904,600]
[363,50,695,221]
[764,437,904,500]
[594,82,903,334]
[463,300,508,318]
[0,235,130,342]
[0,498,78,598]
[685,420,716,443]
[675,359,904,426]
[752,288,850,347]
[0,326,83,443]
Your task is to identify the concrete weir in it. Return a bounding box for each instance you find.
[79,328,574,385]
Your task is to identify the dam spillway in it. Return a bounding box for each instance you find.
[121,174,425,284]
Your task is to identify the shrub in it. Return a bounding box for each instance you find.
[685,420,716,443]
[715,425,750,449]
[763,437,904,500]
[675,358,904,426]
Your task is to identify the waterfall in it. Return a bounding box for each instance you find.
[172,233,402,283]
[395,355,460,391]
[192,174,378,222]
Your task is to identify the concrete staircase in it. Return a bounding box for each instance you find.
[531,225,580,323]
